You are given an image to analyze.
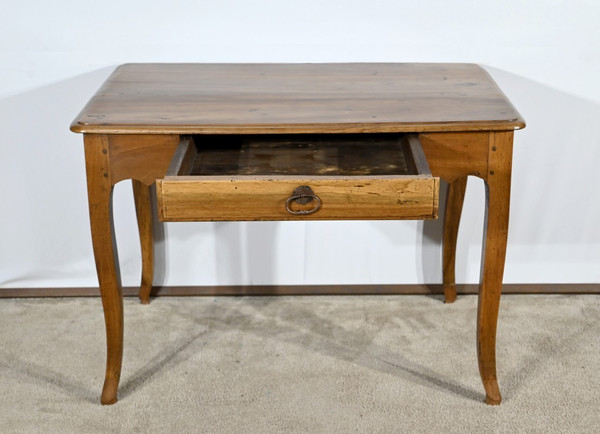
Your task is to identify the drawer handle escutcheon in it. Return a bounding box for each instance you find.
[285,186,321,215]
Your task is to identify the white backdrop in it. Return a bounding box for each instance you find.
[1,0,599,288]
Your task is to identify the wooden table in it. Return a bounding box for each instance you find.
[71,63,525,405]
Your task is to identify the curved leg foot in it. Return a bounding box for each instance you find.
[442,176,467,304]
[477,132,513,405]
[132,180,154,305]
[443,284,457,304]
[99,290,123,406]
[85,135,124,406]
[485,385,502,405]
[101,377,120,405]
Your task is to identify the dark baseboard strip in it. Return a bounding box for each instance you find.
[1,284,599,298]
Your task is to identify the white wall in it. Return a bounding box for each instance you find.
[1,0,599,288]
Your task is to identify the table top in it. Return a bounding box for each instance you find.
[71,63,525,135]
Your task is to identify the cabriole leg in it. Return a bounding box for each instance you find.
[477,132,513,405]
[84,134,124,405]
[442,176,467,303]
[132,180,154,304]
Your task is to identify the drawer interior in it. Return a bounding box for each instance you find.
[167,134,431,178]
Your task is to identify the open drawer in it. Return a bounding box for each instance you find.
[156,134,439,221]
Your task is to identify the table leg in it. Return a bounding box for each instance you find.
[442,176,467,303]
[84,135,123,405]
[132,180,154,304]
[477,132,513,405]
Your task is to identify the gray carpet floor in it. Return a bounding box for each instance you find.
[1,294,599,433]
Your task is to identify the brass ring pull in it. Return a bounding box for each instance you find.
[285,186,321,215]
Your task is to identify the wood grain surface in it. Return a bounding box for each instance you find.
[83,134,124,405]
[442,176,468,304]
[71,63,525,134]
[157,176,439,221]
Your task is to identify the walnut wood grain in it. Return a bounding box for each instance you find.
[442,176,468,303]
[83,134,123,405]
[83,133,181,402]
[157,176,439,221]
[108,134,180,186]
[420,132,489,183]
[424,130,514,403]
[71,63,525,135]
[476,131,514,405]
[132,180,153,304]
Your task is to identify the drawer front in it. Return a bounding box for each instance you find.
[157,176,438,221]
[156,133,439,222]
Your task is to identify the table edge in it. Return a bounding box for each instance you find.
[70,120,526,135]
